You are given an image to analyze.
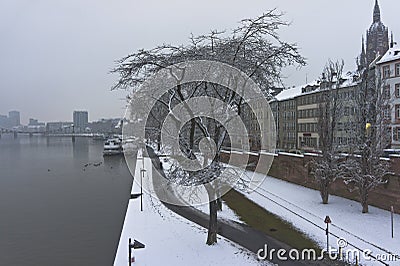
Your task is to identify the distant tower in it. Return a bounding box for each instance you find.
[8,111,20,127]
[73,111,89,133]
[365,0,389,65]
[359,35,367,69]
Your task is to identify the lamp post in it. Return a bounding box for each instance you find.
[128,238,145,266]
[391,206,394,238]
[324,216,332,253]
[72,124,75,143]
[140,168,146,211]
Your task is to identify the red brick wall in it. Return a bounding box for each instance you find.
[220,151,400,214]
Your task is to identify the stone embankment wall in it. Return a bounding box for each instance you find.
[220,151,400,213]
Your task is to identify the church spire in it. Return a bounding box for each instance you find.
[362,35,365,52]
[390,32,394,48]
[373,0,381,23]
[359,36,367,69]
[364,0,389,65]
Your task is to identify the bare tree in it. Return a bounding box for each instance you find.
[309,60,346,204]
[341,60,392,213]
[112,11,305,244]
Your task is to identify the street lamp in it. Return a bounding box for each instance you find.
[71,124,75,143]
[128,238,145,265]
[130,193,142,199]
[140,168,146,211]
[366,122,372,136]
[324,216,332,253]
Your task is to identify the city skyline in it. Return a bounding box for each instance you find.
[0,108,121,127]
[1,0,399,124]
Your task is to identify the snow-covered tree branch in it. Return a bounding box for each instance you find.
[112,11,305,244]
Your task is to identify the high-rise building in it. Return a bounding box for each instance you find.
[73,111,89,132]
[360,0,390,67]
[8,111,20,127]
[0,115,8,128]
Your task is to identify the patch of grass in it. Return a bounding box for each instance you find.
[222,189,320,251]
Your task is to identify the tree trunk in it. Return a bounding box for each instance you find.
[206,199,218,245]
[321,189,329,204]
[217,197,222,211]
[362,201,369,213]
[319,180,330,204]
[360,189,369,213]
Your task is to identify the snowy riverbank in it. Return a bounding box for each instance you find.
[113,153,268,266]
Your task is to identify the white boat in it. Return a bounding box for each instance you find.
[103,136,123,156]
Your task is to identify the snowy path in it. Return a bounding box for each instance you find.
[113,153,266,266]
[243,174,400,266]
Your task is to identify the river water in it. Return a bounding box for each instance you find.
[0,134,134,266]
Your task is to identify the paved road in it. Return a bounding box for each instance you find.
[145,147,342,266]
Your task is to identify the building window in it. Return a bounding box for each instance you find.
[394,127,400,141]
[383,85,391,99]
[396,84,400,98]
[383,65,390,78]
[344,107,350,116]
[303,137,317,148]
[398,128,400,141]
[396,63,400,76]
[384,105,391,120]
[396,105,400,120]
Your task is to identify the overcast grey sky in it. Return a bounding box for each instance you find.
[0,0,399,124]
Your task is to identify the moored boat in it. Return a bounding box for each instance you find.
[103,136,123,156]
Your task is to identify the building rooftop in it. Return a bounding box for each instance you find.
[272,72,358,103]
[273,84,304,101]
[377,44,400,64]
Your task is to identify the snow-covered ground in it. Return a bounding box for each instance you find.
[114,149,399,266]
[113,153,269,266]
[243,173,400,266]
[193,201,242,223]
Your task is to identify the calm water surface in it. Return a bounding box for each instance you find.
[0,135,134,266]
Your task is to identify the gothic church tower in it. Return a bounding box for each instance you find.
[364,0,389,66]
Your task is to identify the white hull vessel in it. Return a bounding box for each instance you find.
[103,136,123,156]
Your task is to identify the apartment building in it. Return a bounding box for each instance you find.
[268,73,359,152]
[377,44,400,148]
[273,89,299,150]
